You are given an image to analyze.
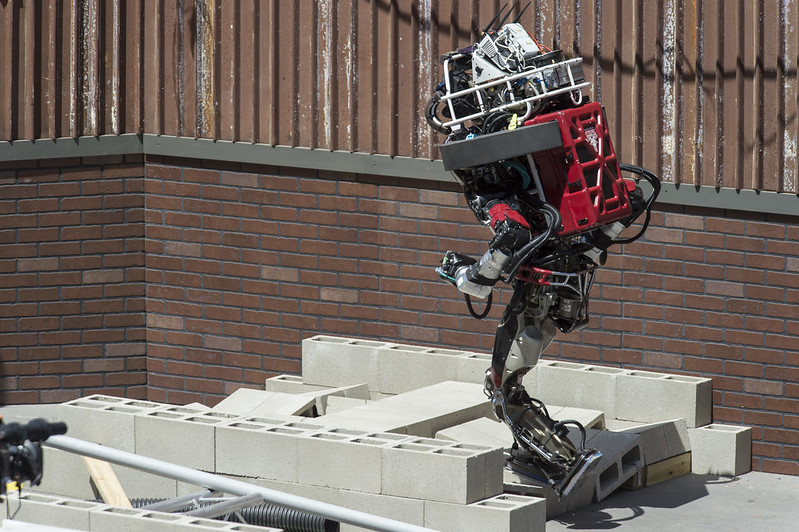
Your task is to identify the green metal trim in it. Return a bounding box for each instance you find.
[2,134,797,215]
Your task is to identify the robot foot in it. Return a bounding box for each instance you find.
[507,448,602,499]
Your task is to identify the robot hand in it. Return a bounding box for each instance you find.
[437,251,498,299]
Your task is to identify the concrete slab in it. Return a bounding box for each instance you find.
[315,381,492,438]
[210,388,317,417]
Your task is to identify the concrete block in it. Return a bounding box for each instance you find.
[303,334,499,395]
[60,396,165,452]
[211,388,316,417]
[455,352,494,388]
[296,429,384,492]
[0,493,99,531]
[302,336,384,389]
[377,344,463,394]
[178,517,281,531]
[688,423,752,476]
[215,417,305,481]
[0,404,66,423]
[381,439,503,504]
[607,418,691,465]
[584,429,645,502]
[424,493,546,532]
[337,490,426,532]
[614,371,713,428]
[135,410,237,470]
[89,506,186,532]
[537,361,622,418]
[37,447,107,500]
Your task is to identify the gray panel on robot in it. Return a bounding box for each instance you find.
[439,120,563,171]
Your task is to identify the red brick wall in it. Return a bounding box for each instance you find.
[0,157,147,404]
[2,155,799,474]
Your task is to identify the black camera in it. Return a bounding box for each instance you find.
[0,417,67,497]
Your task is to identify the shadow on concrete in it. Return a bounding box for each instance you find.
[550,474,735,529]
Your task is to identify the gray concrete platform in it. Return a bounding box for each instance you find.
[547,471,799,531]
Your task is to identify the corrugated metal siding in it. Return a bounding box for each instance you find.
[1,0,798,193]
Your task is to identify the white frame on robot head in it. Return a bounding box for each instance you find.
[472,22,541,84]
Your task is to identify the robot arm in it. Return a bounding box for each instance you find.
[437,201,533,299]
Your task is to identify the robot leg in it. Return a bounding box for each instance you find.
[485,305,602,498]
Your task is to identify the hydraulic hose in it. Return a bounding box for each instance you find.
[130,498,338,532]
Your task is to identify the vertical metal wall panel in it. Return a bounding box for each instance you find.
[1,0,799,194]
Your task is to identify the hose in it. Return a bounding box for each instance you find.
[130,498,339,532]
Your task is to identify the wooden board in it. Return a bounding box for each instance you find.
[82,456,132,508]
[622,452,692,490]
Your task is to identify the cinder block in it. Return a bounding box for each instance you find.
[1,493,98,530]
[377,344,463,394]
[60,396,165,452]
[424,493,546,532]
[296,429,384,492]
[537,361,622,418]
[688,423,752,476]
[584,429,645,502]
[302,336,385,389]
[178,517,282,531]
[89,506,188,532]
[337,489,426,532]
[303,335,499,395]
[37,446,107,500]
[455,352,494,387]
[381,439,503,504]
[607,418,690,465]
[0,404,66,423]
[614,371,713,428]
[211,388,317,417]
[135,410,237,470]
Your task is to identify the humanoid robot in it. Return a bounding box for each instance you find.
[426,13,660,497]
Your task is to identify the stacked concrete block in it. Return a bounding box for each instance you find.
[216,417,503,505]
[59,395,167,452]
[423,493,546,532]
[614,371,712,428]
[0,492,101,530]
[134,409,238,471]
[688,423,752,476]
[215,417,302,480]
[381,438,503,504]
[0,492,285,532]
[301,335,495,395]
[37,445,179,501]
[536,361,622,418]
[315,381,492,437]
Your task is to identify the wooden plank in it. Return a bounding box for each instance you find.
[82,456,132,508]
[622,451,692,490]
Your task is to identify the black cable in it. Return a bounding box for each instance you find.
[613,163,661,245]
[465,292,493,319]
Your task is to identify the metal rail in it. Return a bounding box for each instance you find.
[45,435,439,532]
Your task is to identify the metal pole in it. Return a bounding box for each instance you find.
[45,435,439,532]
